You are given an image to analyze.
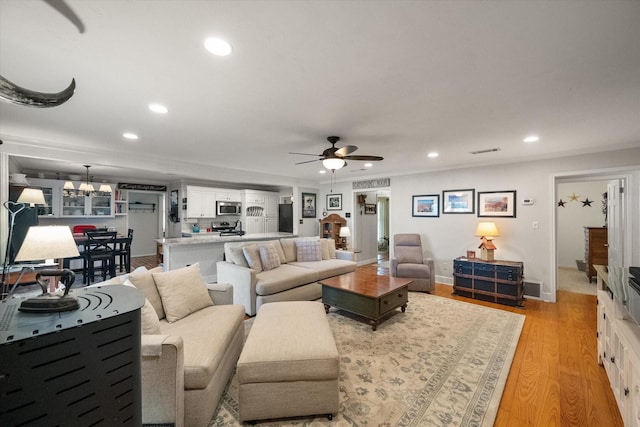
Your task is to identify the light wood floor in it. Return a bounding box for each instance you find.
[132,256,623,426]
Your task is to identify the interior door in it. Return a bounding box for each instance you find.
[607,179,624,268]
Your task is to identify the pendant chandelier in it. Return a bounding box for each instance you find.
[78,165,95,193]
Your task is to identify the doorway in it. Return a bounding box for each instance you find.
[552,169,632,302]
[127,191,165,257]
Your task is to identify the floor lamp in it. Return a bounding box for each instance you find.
[1,188,46,298]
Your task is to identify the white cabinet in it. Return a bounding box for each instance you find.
[265,194,278,217]
[215,190,241,202]
[186,186,217,218]
[244,192,265,205]
[245,217,265,234]
[265,217,278,233]
[28,178,60,217]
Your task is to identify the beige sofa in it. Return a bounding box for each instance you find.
[217,237,356,316]
[99,264,245,427]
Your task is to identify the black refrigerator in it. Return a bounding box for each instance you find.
[7,186,38,264]
[278,204,293,233]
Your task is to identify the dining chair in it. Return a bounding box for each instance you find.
[115,228,134,273]
[83,230,117,284]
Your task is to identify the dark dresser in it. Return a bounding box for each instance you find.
[584,227,608,283]
[453,257,524,306]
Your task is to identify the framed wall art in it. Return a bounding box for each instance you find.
[302,192,316,218]
[327,193,342,211]
[364,204,376,214]
[412,194,439,217]
[442,189,475,214]
[478,190,517,217]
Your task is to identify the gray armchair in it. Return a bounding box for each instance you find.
[390,233,435,292]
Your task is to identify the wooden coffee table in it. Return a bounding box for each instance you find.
[320,271,412,330]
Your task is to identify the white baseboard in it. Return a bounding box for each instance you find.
[437,275,453,286]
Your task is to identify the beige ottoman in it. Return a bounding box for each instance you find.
[237,301,339,423]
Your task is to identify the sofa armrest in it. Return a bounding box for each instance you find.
[206,282,234,305]
[336,250,355,261]
[390,258,399,277]
[216,261,257,316]
[141,334,185,427]
[424,258,435,284]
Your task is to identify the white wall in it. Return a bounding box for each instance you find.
[557,180,608,268]
[128,192,161,257]
[320,147,640,301]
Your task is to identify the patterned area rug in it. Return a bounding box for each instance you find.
[210,293,524,426]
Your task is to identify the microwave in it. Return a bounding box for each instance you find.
[216,201,242,216]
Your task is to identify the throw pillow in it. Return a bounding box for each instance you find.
[296,239,322,262]
[228,245,249,268]
[129,266,165,319]
[259,244,281,271]
[262,240,287,264]
[152,263,214,323]
[122,279,161,335]
[320,239,331,260]
[243,245,263,273]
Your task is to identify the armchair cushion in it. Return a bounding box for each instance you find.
[153,263,214,323]
[394,234,423,264]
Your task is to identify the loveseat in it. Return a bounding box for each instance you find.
[217,237,357,316]
[99,264,245,427]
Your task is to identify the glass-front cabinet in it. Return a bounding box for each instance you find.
[62,186,113,217]
[28,178,60,217]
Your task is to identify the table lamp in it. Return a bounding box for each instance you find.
[13,226,81,313]
[475,222,499,261]
[339,226,351,250]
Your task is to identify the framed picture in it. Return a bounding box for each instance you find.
[412,194,439,217]
[302,192,316,218]
[478,190,517,217]
[365,203,376,214]
[327,193,342,211]
[442,189,475,214]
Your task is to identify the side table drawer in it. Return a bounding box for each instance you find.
[378,288,408,314]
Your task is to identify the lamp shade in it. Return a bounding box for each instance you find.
[322,157,346,170]
[339,226,351,237]
[17,187,47,205]
[15,226,80,262]
[63,181,75,190]
[99,184,112,193]
[475,222,499,238]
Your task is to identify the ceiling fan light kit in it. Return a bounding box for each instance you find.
[322,158,346,171]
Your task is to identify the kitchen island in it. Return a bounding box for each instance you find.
[156,232,297,282]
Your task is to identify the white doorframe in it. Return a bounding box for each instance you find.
[550,166,634,302]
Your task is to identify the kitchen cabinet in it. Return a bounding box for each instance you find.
[61,187,113,217]
[265,194,278,217]
[215,190,241,202]
[265,217,278,233]
[28,178,60,217]
[186,186,217,218]
[245,217,265,234]
[585,227,608,282]
[244,192,265,205]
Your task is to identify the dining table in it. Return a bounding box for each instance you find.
[69,233,131,283]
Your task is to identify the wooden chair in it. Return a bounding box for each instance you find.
[83,231,117,284]
[115,229,134,273]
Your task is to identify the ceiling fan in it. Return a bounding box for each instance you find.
[289,136,383,171]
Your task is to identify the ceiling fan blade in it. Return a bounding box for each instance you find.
[335,145,358,157]
[342,155,384,161]
[288,151,321,157]
[295,159,321,165]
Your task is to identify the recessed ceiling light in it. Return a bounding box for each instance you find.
[319,170,327,174]
[364,163,373,168]
[523,135,539,143]
[123,132,139,140]
[149,103,168,114]
[204,37,232,56]
[427,152,439,158]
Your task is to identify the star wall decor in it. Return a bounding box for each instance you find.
[582,198,593,207]
[558,199,566,207]
[568,193,580,202]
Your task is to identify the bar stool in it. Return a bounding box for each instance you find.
[116,229,134,273]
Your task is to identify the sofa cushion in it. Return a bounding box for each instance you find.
[259,243,281,271]
[123,279,161,335]
[255,264,319,296]
[160,304,245,390]
[153,263,214,323]
[228,245,250,268]
[243,245,263,273]
[295,239,322,262]
[279,238,298,263]
[129,266,165,319]
[290,259,357,280]
[319,239,331,260]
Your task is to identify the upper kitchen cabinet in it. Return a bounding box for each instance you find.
[28,178,60,217]
[215,190,241,202]
[186,185,217,218]
[61,184,114,217]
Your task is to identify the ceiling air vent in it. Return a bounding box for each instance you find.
[470,148,500,155]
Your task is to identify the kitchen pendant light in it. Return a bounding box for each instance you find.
[78,165,95,193]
